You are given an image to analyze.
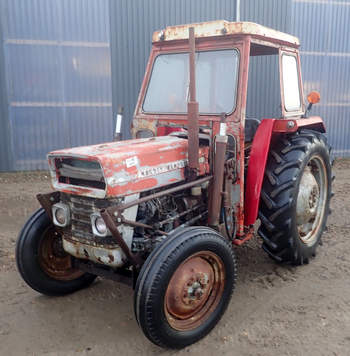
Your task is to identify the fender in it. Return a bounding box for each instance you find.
[244,116,325,226]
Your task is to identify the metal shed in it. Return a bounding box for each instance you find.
[0,0,349,171]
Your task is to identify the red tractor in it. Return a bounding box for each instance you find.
[16,21,332,348]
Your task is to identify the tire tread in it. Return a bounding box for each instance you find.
[258,129,331,265]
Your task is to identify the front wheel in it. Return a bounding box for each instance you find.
[134,227,236,349]
[16,208,96,296]
[258,129,332,264]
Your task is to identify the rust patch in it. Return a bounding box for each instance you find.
[38,227,83,281]
[131,118,157,138]
[164,251,225,331]
[153,20,299,47]
[48,136,209,199]
[37,191,60,220]
[234,226,254,246]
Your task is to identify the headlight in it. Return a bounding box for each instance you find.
[52,203,71,227]
[91,213,110,237]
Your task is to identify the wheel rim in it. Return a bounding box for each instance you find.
[164,251,225,331]
[38,226,83,281]
[296,154,328,245]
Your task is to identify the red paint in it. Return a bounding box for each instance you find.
[48,136,210,198]
[244,116,326,227]
[244,119,275,226]
[234,227,254,245]
[273,117,325,133]
[157,127,184,136]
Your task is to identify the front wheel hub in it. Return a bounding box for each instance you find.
[38,227,83,281]
[166,257,213,320]
[164,251,225,331]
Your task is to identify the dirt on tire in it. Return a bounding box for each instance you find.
[0,161,350,355]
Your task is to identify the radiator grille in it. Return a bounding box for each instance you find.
[61,193,120,247]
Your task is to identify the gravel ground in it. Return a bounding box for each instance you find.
[0,159,349,356]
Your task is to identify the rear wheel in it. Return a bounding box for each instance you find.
[16,208,96,296]
[258,129,332,264]
[134,227,236,349]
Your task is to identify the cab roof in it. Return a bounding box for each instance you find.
[153,20,300,48]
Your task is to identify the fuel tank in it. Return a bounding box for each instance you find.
[48,136,209,199]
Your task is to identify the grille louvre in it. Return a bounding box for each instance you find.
[55,158,106,190]
[61,193,120,247]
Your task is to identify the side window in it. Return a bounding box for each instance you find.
[282,54,301,112]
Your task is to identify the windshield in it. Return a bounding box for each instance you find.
[143,49,239,114]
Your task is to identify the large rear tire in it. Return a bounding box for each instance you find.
[134,227,236,349]
[258,129,332,265]
[16,208,96,296]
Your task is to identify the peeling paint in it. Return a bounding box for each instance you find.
[63,238,126,268]
[153,21,299,46]
[48,136,209,199]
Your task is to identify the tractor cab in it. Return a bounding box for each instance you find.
[133,21,324,236]
[133,21,304,137]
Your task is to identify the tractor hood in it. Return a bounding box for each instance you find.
[48,136,209,199]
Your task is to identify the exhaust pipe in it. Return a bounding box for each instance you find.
[187,27,199,181]
[208,114,228,227]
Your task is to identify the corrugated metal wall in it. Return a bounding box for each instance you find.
[0,16,12,171]
[0,0,113,170]
[241,0,291,32]
[109,0,236,139]
[0,0,349,171]
[291,0,350,157]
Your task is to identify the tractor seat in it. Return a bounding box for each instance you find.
[245,118,261,142]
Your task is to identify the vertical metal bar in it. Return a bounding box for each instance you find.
[236,0,241,22]
[187,27,199,180]
[189,27,196,102]
[237,39,251,237]
[114,105,123,141]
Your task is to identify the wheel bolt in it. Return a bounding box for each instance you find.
[195,288,203,299]
[192,281,200,289]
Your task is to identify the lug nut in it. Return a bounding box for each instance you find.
[192,281,200,289]
[195,288,203,299]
